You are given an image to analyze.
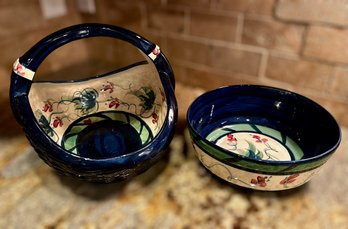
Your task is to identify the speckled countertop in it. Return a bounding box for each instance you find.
[0,125,348,229]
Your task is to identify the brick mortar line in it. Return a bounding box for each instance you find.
[140,3,148,30]
[271,0,348,29]
[161,31,268,53]
[189,8,243,18]
[269,50,348,68]
[209,0,217,10]
[175,61,348,105]
[244,14,275,22]
[145,29,307,57]
[235,13,244,43]
[258,77,296,90]
[258,51,269,79]
[175,58,348,105]
[156,3,188,11]
[173,60,348,105]
[174,60,348,105]
[261,77,348,105]
[301,55,348,67]
[328,67,339,92]
[269,50,300,59]
[173,59,260,80]
[299,25,309,57]
[300,90,348,106]
[256,77,348,104]
[184,8,190,35]
[273,18,348,30]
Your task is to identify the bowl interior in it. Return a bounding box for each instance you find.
[28,61,168,159]
[188,85,341,162]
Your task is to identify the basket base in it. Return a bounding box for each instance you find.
[76,120,142,159]
[62,111,153,159]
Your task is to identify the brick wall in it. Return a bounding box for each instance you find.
[1,0,348,127]
[0,0,84,95]
[134,0,348,127]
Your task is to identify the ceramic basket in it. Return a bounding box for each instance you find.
[10,23,177,182]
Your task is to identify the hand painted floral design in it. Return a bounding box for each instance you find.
[43,100,53,112]
[53,116,63,128]
[280,173,299,187]
[71,88,99,115]
[227,134,237,142]
[250,176,271,187]
[217,132,289,161]
[35,111,59,142]
[226,134,238,150]
[152,47,160,56]
[36,82,165,143]
[251,134,280,161]
[101,81,114,93]
[38,115,54,137]
[252,135,268,143]
[151,112,159,124]
[130,86,156,115]
[14,62,25,76]
[108,97,120,109]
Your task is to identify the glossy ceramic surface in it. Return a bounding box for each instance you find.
[10,23,177,182]
[187,85,341,190]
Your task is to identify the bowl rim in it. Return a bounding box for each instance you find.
[187,84,342,167]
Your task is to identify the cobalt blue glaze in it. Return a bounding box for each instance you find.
[187,85,341,171]
[75,120,143,159]
[10,23,177,182]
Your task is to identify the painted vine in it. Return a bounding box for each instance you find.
[35,81,165,142]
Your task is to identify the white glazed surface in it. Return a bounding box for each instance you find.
[215,132,292,161]
[28,62,167,145]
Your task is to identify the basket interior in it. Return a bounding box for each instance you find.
[28,61,168,159]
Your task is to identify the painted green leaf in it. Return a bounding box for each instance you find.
[246,140,256,153]
[131,87,156,114]
[72,88,99,115]
[245,140,262,160]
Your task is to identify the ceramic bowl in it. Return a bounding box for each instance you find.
[187,85,341,191]
[10,23,177,182]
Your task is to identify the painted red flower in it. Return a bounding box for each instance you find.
[109,98,120,109]
[280,173,299,185]
[152,47,160,56]
[252,135,268,143]
[101,81,114,93]
[227,134,237,142]
[53,116,63,128]
[251,176,267,187]
[15,63,25,76]
[152,112,159,124]
[42,101,53,112]
[83,119,92,125]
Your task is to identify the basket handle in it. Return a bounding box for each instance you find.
[11,23,173,84]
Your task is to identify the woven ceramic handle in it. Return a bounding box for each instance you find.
[12,23,163,81]
[11,23,175,127]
